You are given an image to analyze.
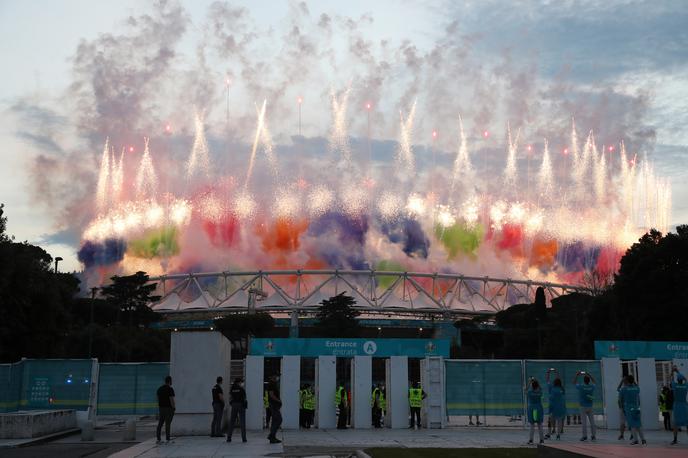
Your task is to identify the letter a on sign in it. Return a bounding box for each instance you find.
[364,341,377,355]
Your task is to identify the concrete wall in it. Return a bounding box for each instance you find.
[317,356,336,429]
[601,357,622,429]
[387,356,409,429]
[245,356,264,430]
[0,410,76,439]
[352,356,372,429]
[170,332,232,435]
[637,358,660,430]
[280,355,300,429]
[422,357,445,429]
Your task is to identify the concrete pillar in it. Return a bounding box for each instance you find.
[637,358,659,430]
[601,357,622,429]
[245,355,264,430]
[317,356,336,429]
[280,355,300,429]
[353,356,372,429]
[170,331,232,434]
[422,357,445,429]
[388,356,409,429]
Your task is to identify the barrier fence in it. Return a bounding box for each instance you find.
[445,359,603,419]
[0,359,168,415]
[97,363,170,415]
[2,358,604,420]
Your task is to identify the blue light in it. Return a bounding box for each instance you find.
[66,379,72,384]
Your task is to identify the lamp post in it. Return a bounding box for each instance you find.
[54,257,63,273]
[88,287,98,358]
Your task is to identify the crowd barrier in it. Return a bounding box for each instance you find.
[445,359,603,418]
[0,359,168,416]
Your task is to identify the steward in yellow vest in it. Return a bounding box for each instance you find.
[408,382,427,429]
[336,384,349,429]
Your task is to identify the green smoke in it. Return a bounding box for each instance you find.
[128,226,180,259]
[434,222,483,258]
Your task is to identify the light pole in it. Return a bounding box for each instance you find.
[88,287,98,358]
[54,257,63,273]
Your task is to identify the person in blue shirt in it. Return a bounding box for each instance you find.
[526,378,545,444]
[671,366,688,445]
[616,376,634,441]
[545,368,566,440]
[573,370,596,441]
[619,375,646,445]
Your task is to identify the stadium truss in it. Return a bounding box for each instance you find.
[148,270,590,316]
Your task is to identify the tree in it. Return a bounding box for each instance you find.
[0,205,79,361]
[100,271,160,327]
[314,292,360,337]
[610,226,688,340]
[99,271,161,360]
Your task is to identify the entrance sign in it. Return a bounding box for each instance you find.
[595,340,688,360]
[249,338,450,357]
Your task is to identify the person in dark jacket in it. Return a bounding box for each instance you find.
[267,375,283,444]
[156,375,175,443]
[227,377,247,443]
[211,376,225,437]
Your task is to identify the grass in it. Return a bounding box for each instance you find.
[365,448,538,458]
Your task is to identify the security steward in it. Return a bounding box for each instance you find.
[408,381,427,429]
[335,383,349,429]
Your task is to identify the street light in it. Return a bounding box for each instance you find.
[54,257,63,273]
[88,287,98,358]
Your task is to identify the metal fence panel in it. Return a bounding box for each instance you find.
[19,359,94,411]
[0,362,23,413]
[446,360,524,416]
[97,363,169,415]
[524,360,604,414]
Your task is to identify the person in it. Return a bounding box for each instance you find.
[371,384,383,428]
[210,376,224,437]
[379,385,387,426]
[227,377,247,443]
[619,375,646,445]
[660,385,671,431]
[266,375,283,444]
[526,378,545,444]
[616,376,633,441]
[671,366,688,445]
[303,384,315,429]
[573,371,596,441]
[408,381,427,429]
[545,369,566,440]
[156,375,175,444]
[298,385,306,428]
[263,383,271,430]
[335,383,349,430]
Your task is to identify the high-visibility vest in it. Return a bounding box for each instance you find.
[371,388,381,407]
[379,392,386,410]
[659,393,668,413]
[299,389,305,408]
[263,390,269,408]
[335,386,347,406]
[303,391,315,410]
[409,388,423,408]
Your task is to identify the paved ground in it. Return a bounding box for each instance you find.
[2,421,687,457]
[109,426,688,457]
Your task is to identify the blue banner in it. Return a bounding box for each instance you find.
[249,338,450,357]
[595,340,688,360]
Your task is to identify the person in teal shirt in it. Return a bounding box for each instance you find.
[619,375,646,445]
[545,368,566,440]
[671,366,688,445]
[526,378,545,444]
[574,370,596,441]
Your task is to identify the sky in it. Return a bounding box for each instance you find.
[1,0,687,273]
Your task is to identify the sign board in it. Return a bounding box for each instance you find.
[595,340,688,360]
[28,377,50,407]
[249,337,450,358]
